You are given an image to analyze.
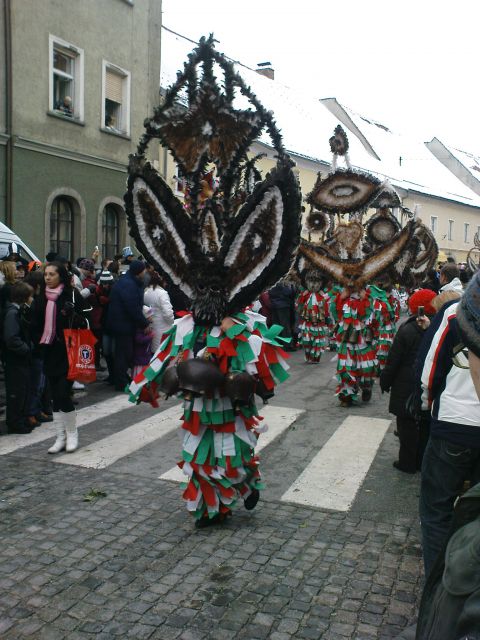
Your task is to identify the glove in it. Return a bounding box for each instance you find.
[80,287,92,299]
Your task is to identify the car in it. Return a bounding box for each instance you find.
[0,222,40,262]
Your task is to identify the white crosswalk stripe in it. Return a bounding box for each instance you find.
[281,415,391,511]
[0,395,133,456]
[54,404,182,469]
[1,394,393,513]
[159,405,305,483]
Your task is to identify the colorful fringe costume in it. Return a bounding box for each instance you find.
[123,37,301,526]
[296,290,330,362]
[330,291,377,404]
[369,286,396,373]
[129,312,289,521]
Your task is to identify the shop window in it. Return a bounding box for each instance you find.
[50,197,74,260]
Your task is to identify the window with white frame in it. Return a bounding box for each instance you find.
[102,62,131,136]
[448,219,454,241]
[430,216,438,234]
[464,222,470,243]
[49,35,84,120]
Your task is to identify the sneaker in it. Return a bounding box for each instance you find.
[72,381,85,391]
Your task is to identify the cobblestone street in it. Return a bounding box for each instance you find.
[0,354,423,640]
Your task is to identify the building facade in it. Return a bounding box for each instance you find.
[1,0,161,261]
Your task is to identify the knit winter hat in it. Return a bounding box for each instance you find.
[408,289,437,316]
[99,270,114,284]
[457,270,480,358]
[122,246,134,258]
[129,260,146,276]
[79,258,95,273]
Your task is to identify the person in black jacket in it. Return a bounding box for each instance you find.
[380,289,437,473]
[268,280,296,349]
[31,262,90,453]
[106,260,149,390]
[3,282,34,433]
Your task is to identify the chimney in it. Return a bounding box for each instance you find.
[256,61,274,80]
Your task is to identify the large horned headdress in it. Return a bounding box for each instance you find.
[296,125,437,289]
[125,36,302,324]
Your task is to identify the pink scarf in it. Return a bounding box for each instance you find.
[40,285,64,345]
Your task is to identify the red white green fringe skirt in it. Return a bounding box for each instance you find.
[299,320,329,362]
[128,311,290,522]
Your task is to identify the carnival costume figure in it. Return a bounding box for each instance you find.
[296,274,330,363]
[124,37,301,527]
[369,285,396,373]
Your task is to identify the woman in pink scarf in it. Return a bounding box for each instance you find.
[32,262,90,454]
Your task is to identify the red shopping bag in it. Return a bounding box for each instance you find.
[64,328,97,384]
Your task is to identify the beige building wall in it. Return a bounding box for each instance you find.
[403,193,479,262]
[158,141,479,264]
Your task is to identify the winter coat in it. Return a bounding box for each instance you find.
[143,285,174,352]
[440,277,463,295]
[380,315,425,417]
[269,284,295,309]
[106,271,149,336]
[133,328,153,367]
[417,300,480,447]
[31,287,90,377]
[3,302,32,361]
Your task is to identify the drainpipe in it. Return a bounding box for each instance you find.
[4,0,13,227]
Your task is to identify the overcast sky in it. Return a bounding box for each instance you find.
[161,0,480,153]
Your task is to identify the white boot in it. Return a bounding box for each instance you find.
[47,414,66,454]
[64,411,78,453]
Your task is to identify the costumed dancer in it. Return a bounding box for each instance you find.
[330,287,377,406]
[368,283,396,373]
[124,37,301,527]
[295,125,438,407]
[296,273,330,363]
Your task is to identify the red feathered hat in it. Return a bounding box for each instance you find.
[408,289,437,316]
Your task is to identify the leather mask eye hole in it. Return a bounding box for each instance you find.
[197,283,207,293]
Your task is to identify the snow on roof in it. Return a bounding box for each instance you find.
[427,138,480,190]
[324,100,480,207]
[160,28,480,209]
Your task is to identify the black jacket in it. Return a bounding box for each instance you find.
[3,302,32,360]
[380,316,425,417]
[268,284,295,310]
[31,287,89,376]
[106,271,148,336]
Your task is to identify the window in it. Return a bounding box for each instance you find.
[49,35,84,120]
[102,62,131,136]
[464,223,470,243]
[174,164,187,196]
[448,219,454,241]
[430,216,438,234]
[50,197,74,259]
[102,205,120,258]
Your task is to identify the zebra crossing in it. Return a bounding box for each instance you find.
[0,393,392,513]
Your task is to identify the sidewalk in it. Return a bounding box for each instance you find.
[0,451,422,639]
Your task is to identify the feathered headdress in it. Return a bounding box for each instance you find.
[296,126,437,289]
[125,36,302,324]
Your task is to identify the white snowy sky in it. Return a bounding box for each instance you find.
[161,0,480,153]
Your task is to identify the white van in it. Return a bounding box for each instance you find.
[0,222,40,262]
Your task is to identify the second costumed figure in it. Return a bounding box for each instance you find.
[125,37,301,527]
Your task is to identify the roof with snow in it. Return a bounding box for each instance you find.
[160,27,480,209]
